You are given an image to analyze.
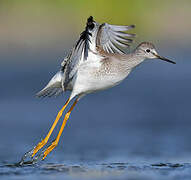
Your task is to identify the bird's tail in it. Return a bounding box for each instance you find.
[36,71,63,97]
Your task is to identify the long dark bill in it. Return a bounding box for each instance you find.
[155,54,176,64]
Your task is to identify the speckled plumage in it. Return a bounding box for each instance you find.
[36,17,175,100]
[20,17,175,164]
[36,16,135,98]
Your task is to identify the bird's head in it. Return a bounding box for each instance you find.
[135,42,176,64]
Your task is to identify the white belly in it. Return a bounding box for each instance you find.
[70,59,129,98]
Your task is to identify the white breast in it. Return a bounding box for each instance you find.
[70,54,129,98]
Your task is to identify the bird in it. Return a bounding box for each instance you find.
[19,16,175,164]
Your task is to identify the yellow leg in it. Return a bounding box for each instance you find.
[42,98,78,160]
[32,98,71,157]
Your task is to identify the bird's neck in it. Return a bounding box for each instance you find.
[121,52,146,70]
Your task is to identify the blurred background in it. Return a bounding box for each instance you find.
[0,0,191,170]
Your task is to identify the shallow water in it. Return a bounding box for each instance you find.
[1,162,191,180]
[0,47,191,179]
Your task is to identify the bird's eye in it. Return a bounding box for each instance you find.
[146,49,150,53]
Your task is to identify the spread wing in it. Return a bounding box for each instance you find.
[61,17,136,89]
[96,23,135,54]
[37,17,136,97]
[61,36,87,82]
[36,35,86,98]
[61,17,94,87]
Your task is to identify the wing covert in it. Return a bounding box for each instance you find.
[96,23,135,54]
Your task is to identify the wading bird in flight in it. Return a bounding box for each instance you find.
[20,16,175,164]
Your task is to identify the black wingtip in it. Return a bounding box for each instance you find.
[86,16,95,30]
[87,16,94,23]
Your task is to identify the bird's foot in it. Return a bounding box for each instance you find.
[19,140,58,165]
[18,139,48,166]
[19,146,39,166]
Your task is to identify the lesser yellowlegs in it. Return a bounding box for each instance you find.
[20,16,175,165]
